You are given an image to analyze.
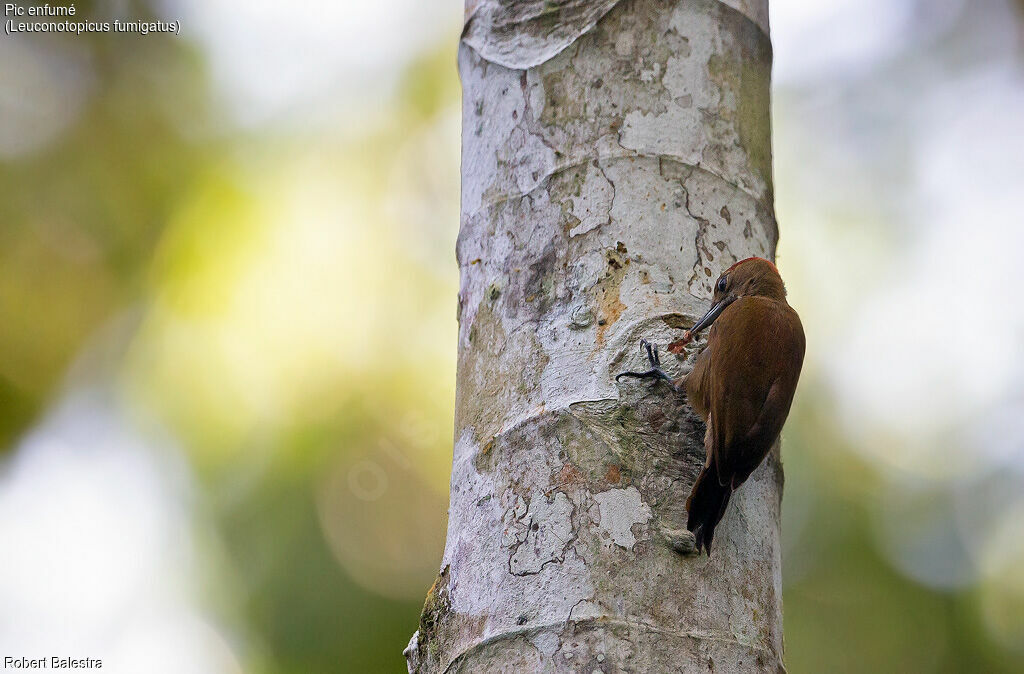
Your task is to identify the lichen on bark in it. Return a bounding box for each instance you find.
[410,0,784,671]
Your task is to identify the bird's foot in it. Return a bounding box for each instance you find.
[616,339,677,389]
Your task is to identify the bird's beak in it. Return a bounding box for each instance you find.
[689,296,734,334]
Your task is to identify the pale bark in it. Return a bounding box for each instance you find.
[407,0,782,671]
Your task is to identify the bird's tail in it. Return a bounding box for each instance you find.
[686,464,732,556]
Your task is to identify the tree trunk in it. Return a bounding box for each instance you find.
[407,0,782,671]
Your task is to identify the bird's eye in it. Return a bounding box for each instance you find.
[717,276,728,292]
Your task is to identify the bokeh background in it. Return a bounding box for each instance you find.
[1,0,1022,672]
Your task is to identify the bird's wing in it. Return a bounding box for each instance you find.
[706,297,804,487]
[683,342,713,420]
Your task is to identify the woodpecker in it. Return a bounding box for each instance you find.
[617,257,805,555]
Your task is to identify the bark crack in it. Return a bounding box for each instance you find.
[461,0,770,71]
[441,616,783,674]
[463,153,771,224]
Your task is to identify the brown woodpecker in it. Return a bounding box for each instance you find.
[617,257,805,555]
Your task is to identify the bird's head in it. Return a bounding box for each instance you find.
[687,257,786,335]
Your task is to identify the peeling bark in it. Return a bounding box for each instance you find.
[408,0,783,671]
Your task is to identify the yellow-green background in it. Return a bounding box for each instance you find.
[1,0,1022,672]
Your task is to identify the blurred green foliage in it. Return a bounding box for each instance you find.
[0,0,213,449]
[781,395,1024,673]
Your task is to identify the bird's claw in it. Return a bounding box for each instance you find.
[616,339,676,388]
[639,338,661,367]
